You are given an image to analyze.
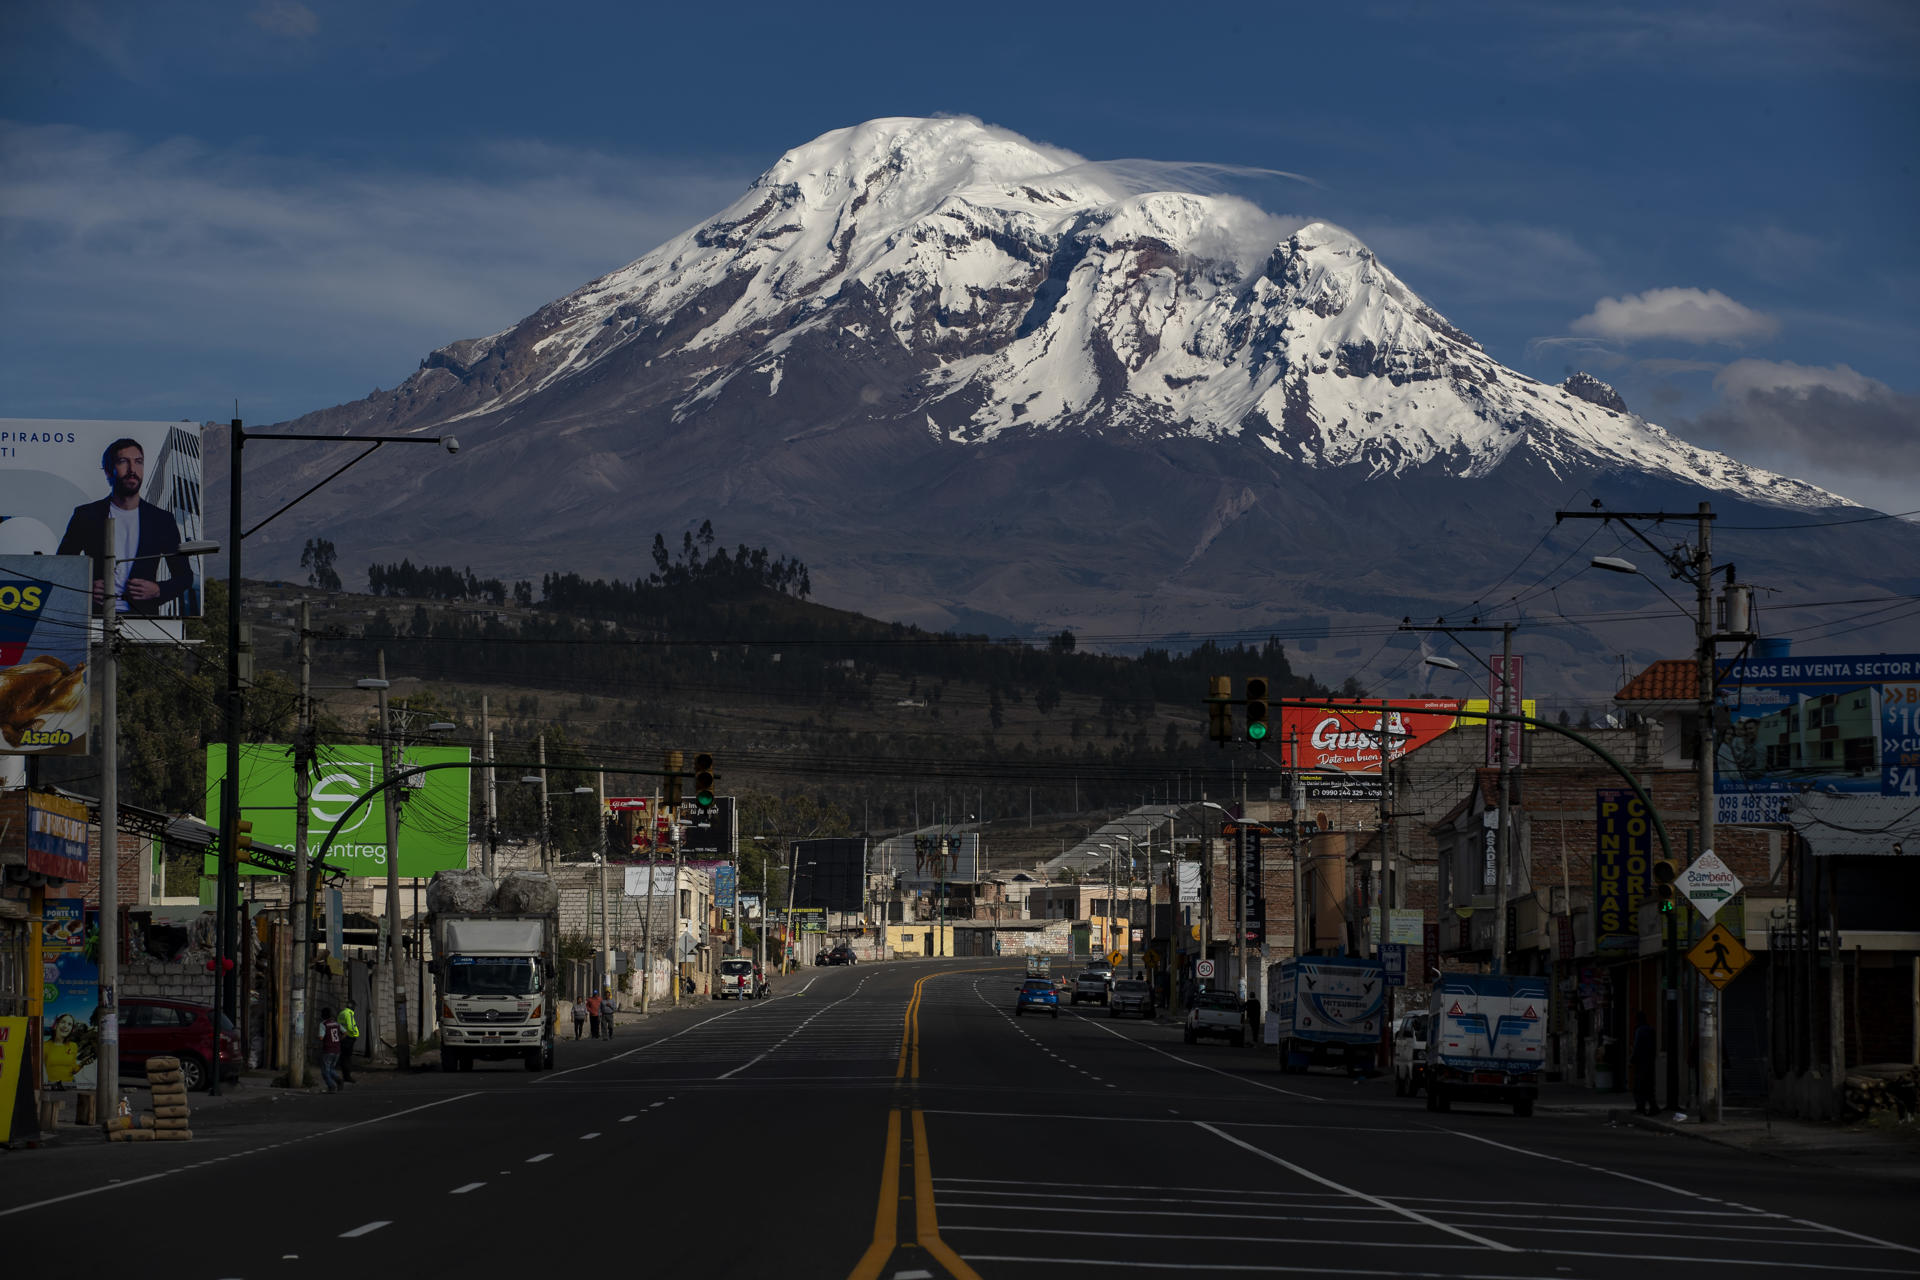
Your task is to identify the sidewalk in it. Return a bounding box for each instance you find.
[1538,1080,1920,1174]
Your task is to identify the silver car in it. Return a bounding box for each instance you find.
[1108,978,1155,1019]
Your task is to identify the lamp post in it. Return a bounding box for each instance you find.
[784,856,816,974]
[354,671,410,1070]
[217,420,457,1073]
[1421,624,1518,971]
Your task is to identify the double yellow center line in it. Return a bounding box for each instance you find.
[850,970,982,1280]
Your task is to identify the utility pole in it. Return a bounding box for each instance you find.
[1558,502,1724,1120]
[376,651,409,1070]
[480,695,495,878]
[639,779,657,1014]
[597,770,610,987]
[536,734,550,872]
[288,600,313,1088]
[1494,625,1514,971]
[95,541,121,1128]
[1237,770,1249,1001]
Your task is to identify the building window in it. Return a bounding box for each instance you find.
[1819,740,1835,761]
[680,888,692,917]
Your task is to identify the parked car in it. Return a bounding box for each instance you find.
[1392,1012,1429,1097]
[1184,990,1244,1046]
[1071,970,1111,1006]
[815,948,832,966]
[827,945,858,966]
[117,997,241,1091]
[1015,977,1060,1018]
[1109,978,1155,1019]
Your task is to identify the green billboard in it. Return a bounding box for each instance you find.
[206,744,473,878]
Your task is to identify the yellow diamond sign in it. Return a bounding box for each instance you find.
[1687,922,1752,990]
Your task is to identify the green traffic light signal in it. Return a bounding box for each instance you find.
[693,752,716,808]
[1245,676,1270,743]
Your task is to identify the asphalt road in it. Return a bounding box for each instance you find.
[4,959,1916,1280]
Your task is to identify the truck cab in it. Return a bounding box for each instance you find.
[435,916,555,1072]
[716,957,760,999]
[1424,975,1547,1117]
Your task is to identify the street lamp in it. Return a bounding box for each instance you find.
[784,857,816,974]
[97,538,218,1116]
[218,419,457,1066]
[354,675,413,1068]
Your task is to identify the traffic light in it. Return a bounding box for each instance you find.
[232,819,256,867]
[693,752,716,809]
[1651,857,1679,912]
[1244,676,1270,744]
[1207,676,1233,744]
[663,750,684,809]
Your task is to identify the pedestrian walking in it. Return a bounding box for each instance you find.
[1243,992,1261,1047]
[572,997,587,1040]
[601,989,617,1039]
[1630,1010,1658,1114]
[319,1007,343,1094]
[337,998,359,1083]
[585,990,602,1039]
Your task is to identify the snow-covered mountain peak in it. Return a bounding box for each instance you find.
[397,117,1845,513]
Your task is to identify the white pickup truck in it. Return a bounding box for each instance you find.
[1184,989,1245,1046]
[1070,970,1111,1006]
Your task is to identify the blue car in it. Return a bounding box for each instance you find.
[1016,977,1059,1018]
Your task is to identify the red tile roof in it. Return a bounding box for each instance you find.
[1615,659,1694,702]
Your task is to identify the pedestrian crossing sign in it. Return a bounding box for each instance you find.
[1686,923,1752,989]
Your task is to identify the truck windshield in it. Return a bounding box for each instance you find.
[447,957,540,997]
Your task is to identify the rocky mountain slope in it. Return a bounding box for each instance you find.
[233,117,1914,698]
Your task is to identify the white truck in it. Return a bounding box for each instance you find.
[1424,974,1547,1116]
[429,871,558,1073]
[1269,956,1386,1074]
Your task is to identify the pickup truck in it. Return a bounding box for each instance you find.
[1425,974,1547,1117]
[1070,971,1111,1006]
[1184,990,1244,1045]
[1109,978,1154,1019]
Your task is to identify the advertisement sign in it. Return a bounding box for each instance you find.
[0,556,93,755]
[1486,656,1524,768]
[41,899,99,1090]
[1713,654,1920,821]
[792,838,866,913]
[679,796,736,857]
[1380,943,1407,986]
[1594,789,1651,958]
[714,863,737,910]
[0,420,206,618]
[884,832,979,887]
[1176,860,1201,905]
[790,906,826,934]
[738,891,762,921]
[27,789,89,881]
[1368,908,1424,946]
[208,744,473,877]
[1299,772,1381,801]
[1277,701,1462,774]
[1678,851,1743,921]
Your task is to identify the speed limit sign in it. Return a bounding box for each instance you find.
[1195,960,1215,979]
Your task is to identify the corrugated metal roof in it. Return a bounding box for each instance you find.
[1788,794,1920,856]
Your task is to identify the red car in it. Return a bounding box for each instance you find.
[117,997,242,1091]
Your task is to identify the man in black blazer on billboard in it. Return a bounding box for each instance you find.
[56,437,195,616]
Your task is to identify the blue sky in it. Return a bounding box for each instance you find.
[2,0,1915,512]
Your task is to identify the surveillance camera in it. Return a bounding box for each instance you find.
[442,435,461,455]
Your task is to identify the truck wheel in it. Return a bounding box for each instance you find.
[1514,1098,1534,1118]
[524,1049,542,1072]
[1427,1084,1449,1113]
[1232,1032,1245,1048]
[1393,1069,1406,1097]
[442,1049,462,1073]
[1184,1029,1196,1044]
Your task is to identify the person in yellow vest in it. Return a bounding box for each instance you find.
[337,999,359,1084]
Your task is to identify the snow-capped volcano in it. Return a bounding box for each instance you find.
[404,115,1834,509]
[248,117,1911,697]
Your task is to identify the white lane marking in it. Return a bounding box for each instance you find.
[449,1182,486,1195]
[340,1221,391,1238]
[0,1092,480,1220]
[534,1006,747,1083]
[1068,1006,1317,1100]
[580,1132,600,1140]
[957,1257,1560,1276]
[799,978,817,995]
[1197,1122,1518,1253]
[717,1052,768,1080]
[650,1100,666,1108]
[948,1225,1475,1250]
[526,1153,552,1163]
[1441,1127,1920,1256]
[619,1114,637,1122]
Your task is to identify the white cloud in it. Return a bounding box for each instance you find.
[1570,287,1779,344]
[1714,358,1883,400]
[1356,218,1605,303]
[249,0,317,38]
[1680,360,1920,515]
[0,121,752,418]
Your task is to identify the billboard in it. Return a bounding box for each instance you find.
[1594,789,1652,958]
[679,796,736,857]
[1276,701,1462,774]
[27,790,89,882]
[792,838,867,914]
[0,556,92,755]
[0,420,205,618]
[876,832,979,887]
[1713,653,1920,823]
[208,743,473,877]
[41,900,99,1090]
